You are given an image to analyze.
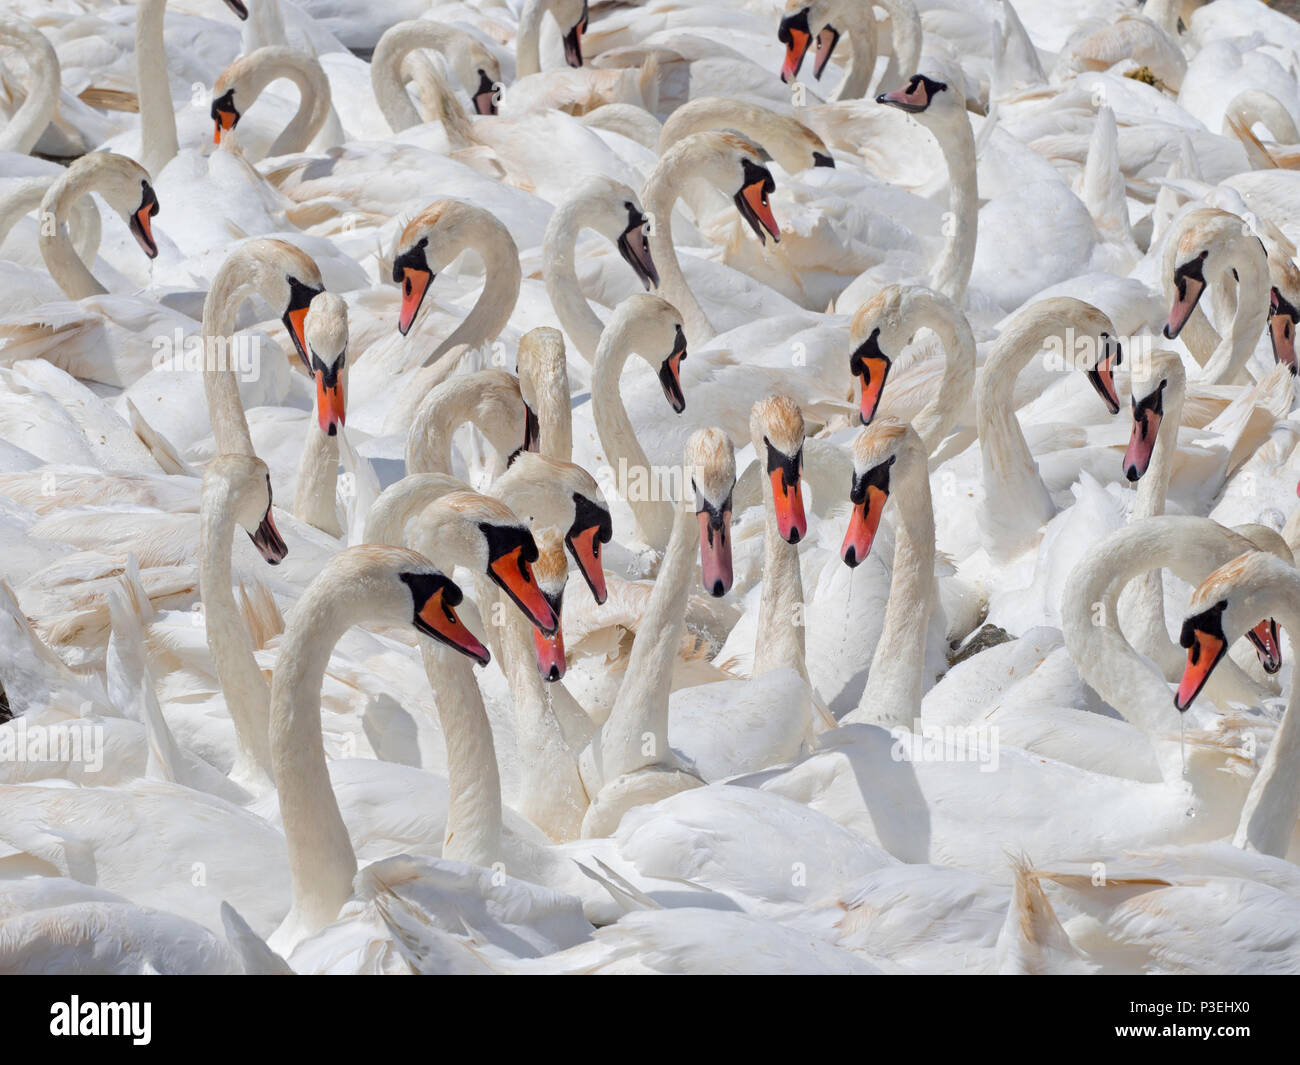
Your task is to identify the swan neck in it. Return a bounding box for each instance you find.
[542,199,604,363]
[643,148,715,346]
[136,0,180,177]
[426,218,521,365]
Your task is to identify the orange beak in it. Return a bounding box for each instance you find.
[567,525,607,604]
[741,180,781,243]
[855,354,891,425]
[781,28,811,82]
[842,484,888,567]
[1248,618,1282,675]
[285,306,310,363]
[490,547,558,635]
[315,370,345,436]
[1163,273,1205,339]
[214,109,236,145]
[398,267,433,336]
[1269,289,1298,375]
[769,468,807,543]
[532,621,567,682]
[698,509,733,597]
[1175,628,1226,710]
[416,588,490,665]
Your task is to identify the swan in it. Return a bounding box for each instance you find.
[267,544,497,947]
[657,96,836,177]
[777,0,923,102]
[210,45,334,160]
[577,428,736,836]
[849,282,975,452]
[587,292,689,552]
[1176,550,1300,858]
[369,18,503,133]
[516,0,589,77]
[37,152,159,303]
[0,16,59,156]
[974,296,1122,564]
[667,396,821,780]
[1160,207,1270,386]
[134,0,249,178]
[403,368,534,478]
[641,130,783,347]
[540,176,658,365]
[838,418,935,729]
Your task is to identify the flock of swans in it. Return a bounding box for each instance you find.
[1,0,1300,975]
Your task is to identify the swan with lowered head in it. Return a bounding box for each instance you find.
[369,18,503,133]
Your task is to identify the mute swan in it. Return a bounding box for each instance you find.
[516,0,589,77]
[642,130,783,347]
[838,418,935,729]
[267,544,495,947]
[134,0,249,178]
[777,0,923,102]
[668,397,820,780]
[578,428,736,836]
[1176,550,1300,858]
[211,45,333,160]
[370,18,503,133]
[1160,207,1269,386]
[541,176,658,365]
[38,152,159,303]
[849,282,975,452]
[403,369,534,478]
[586,292,688,552]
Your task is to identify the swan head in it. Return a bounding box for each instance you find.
[555,0,590,68]
[204,454,287,565]
[304,293,348,436]
[779,1,848,84]
[750,395,807,544]
[568,177,658,289]
[717,132,782,246]
[686,427,736,597]
[1122,349,1183,482]
[1268,256,1300,376]
[842,417,921,568]
[613,293,689,413]
[472,68,500,116]
[237,239,326,369]
[529,527,570,681]
[877,73,951,118]
[849,285,918,426]
[413,491,559,635]
[390,200,514,335]
[494,453,613,605]
[81,154,159,260]
[1176,551,1286,710]
[345,546,490,665]
[1037,296,1123,415]
[1161,208,1267,341]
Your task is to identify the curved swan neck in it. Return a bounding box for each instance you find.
[235,48,332,157]
[0,19,59,155]
[542,198,605,363]
[426,215,521,366]
[584,499,694,785]
[200,259,262,458]
[591,317,675,550]
[1201,245,1269,387]
[825,6,877,101]
[270,582,360,937]
[371,21,466,133]
[198,477,274,781]
[643,144,715,346]
[418,639,504,866]
[914,296,976,454]
[0,177,99,266]
[930,110,978,303]
[404,379,490,475]
[136,0,179,177]
[39,164,109,301]
[876,0,923,91]
[843,454,935,727]
[975,307,1059,560]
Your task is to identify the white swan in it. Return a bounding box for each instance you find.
[369,18,503,133]
[0,16,59,156]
